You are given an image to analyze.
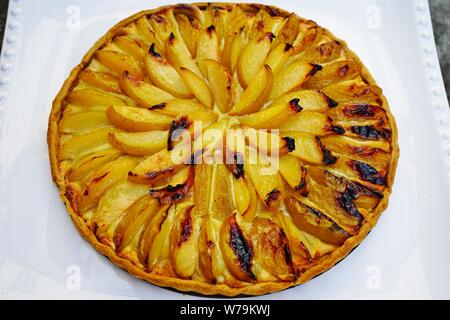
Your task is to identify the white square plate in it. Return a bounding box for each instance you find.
[1,0,449,299]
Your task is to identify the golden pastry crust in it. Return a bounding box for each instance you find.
[48,3,399,296]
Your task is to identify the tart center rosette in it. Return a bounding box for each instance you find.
[49,3,398,296]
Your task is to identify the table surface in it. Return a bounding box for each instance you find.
[0,0,448,98]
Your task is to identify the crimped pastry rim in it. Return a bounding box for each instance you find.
[47,2,399,297]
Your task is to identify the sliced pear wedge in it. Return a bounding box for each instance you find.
[285,196,351,246]
[250,218,296,281]
[238,98,302,129]
[79,70,121,94]
[148,99,204,117]
[79,156,139,211]
[269,61,321,100]
[120,71,175,107]
[93,181,149,246]
[96,49,144,78]
[196,25,220,76]
[220,214,256,282]
[144,44,193,98]
[166,33,203,77]
[108,130,168,156]
[67,88,127,107]
[178,67,213,108]
[169,207,200,278]
[279,111,331,135]
[265,42,293,76]
[228,65,272,116]
[238,32,274,87]
[128,147,186,185]
[244,149,284,209]
[106,105,173,131]
[58,111,110,134]
[114,35,146,62]
[205,59,233,113]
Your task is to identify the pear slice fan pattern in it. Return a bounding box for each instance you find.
[48,3,398,296]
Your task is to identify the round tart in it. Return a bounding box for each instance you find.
[48,3,399,296]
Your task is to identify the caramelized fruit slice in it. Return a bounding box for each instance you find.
[93,181,149,242]
[285,196,351,245]
[196,25,220,76]
[250,218,296,281]
[169,207,200,278]
[244,150,284,209]
[79,156,139,211]
[220,214,256,282]
[128,147,186,185]
[238,98,302,129]
[59,127,115,160]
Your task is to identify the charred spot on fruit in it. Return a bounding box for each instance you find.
[264,32,276,42]
[179,209,193,245]
[206,25,216,35]
[289,98,303,112]
[256,20,264,32]
[149,43,162,58]
[226,152,244,179]
[337,187,363,223]
[207,240,215,249]
[168,32,176,43]
[321,92,338,108]
[150,169,194,204]
[338,64,350,77]
[139,167,174,180]
[149,102,166,110]
[354,180,384,199]
[350,160,386,185]
[295,179,309,197]
[284,43,293,52]
[278,229,294,267]
[150,183,184,204]
[168,116,191,151]
[315,136,338,165]
[330,125,345,134]
[351,125,390,140]
[283,243,293,266]
[343,104,376,118]
[282,136,296,152]
[229,216,256,281]
[152,14,165,24]
[308,63,323,77]
[265,189,281,207]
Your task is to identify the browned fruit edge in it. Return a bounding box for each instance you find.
[47,2,399,297]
